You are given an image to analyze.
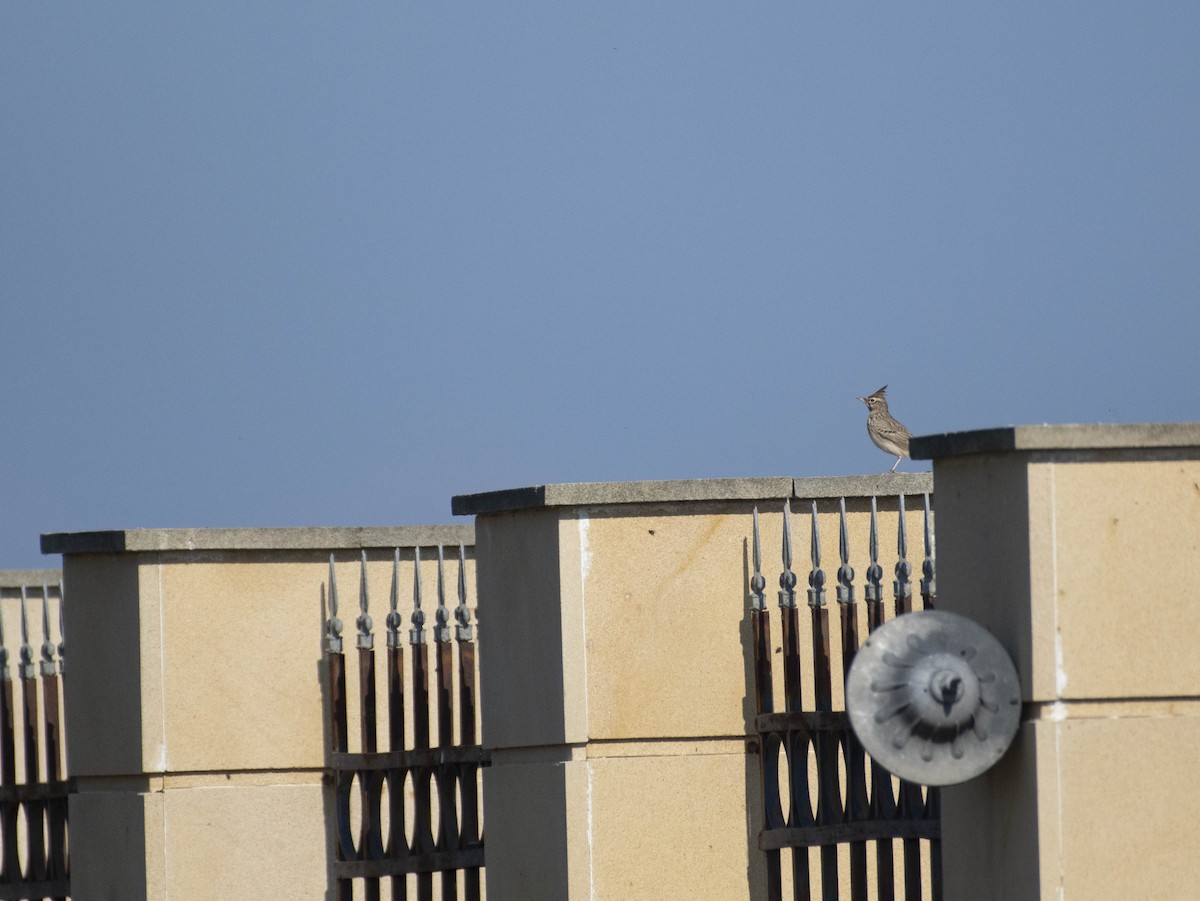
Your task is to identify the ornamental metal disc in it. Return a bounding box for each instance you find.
[846,610,1022,786]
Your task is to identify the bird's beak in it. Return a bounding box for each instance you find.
[855,396,866,404]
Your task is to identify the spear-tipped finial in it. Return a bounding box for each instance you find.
[18,586,35,679]
[749,507,766,611]
[356,550,374,650]
[40,585,57,676]
[778,501,797,609]
[454,544,475,642]
[434,545,452,643]
[921,493,936,604]
[807,501,826,608]
[865,497,883,603]
[325,554,344,653]
[57,590,65,675]
[386,548,403,648]
[410,546,427,645]
[0,589,9,681]
[836,498,855,606]
[894,494,913,603]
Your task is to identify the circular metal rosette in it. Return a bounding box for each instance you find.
[846,610,1022,786]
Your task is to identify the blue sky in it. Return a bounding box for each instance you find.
[3,4,1198,568]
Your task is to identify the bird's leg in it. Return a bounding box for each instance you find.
[890,456,901,473]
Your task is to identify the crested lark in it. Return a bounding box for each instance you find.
[856,385,913,473]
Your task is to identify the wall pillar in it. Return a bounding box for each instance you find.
[452,475,932,901]
[40,525,472,901]
[911,423,1200,900]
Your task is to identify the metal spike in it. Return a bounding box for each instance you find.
[325,554,344,654]
[921,493,937,603]
[455,544,475,642]
[836,498,855,606]
[748,508,766,611]
[356,550,374,650]
[40,584,56,676]
[19,587,35,679]
[57,589,65,675]
[865,497,883,603]
[386,548,403,648]
[894,494,913,604]
[778,501,797,608]
[410,546,427,645]
[0,587,9,681]
[434,545,452,643]
[807,501,827,608]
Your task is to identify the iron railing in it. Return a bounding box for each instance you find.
[0,575,68,901]
[324,548,488,901]
[749,496,940,901]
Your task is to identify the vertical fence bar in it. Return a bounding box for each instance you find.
[40,586,68,899]
[454,545,483,901]
[920,494,943,901]
[807,503,840,901]
[778,503,812,900]
[18,587,48,886]
[836,499,869,901]
[749,510,783,901]
[434,547,460,901]
[357,553,382,901]
[893,497,924,900]
[387,549,410,901]
[865,498,897,900]
[411,549,435,901]
[0,594,18,886]
[326,557,353,901]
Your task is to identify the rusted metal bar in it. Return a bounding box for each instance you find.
[433,547,460,901]
[836,500,869,901]
[357,554,383,901]
[383,551,408,901]
[748,510,783,901]
[760,818,941,849]
[864,498,897,900]
[387,548,410,901]
[411,549,434,901]
[893,498,924,900]
[921,494,943,901]
[18,589,47,886]
[325,557,353,901]
[807,503,840,901]
[777,503,812,899]
[39,587,68,900]
[454,545,483,901]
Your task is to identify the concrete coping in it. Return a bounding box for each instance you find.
[40,525,475,557]
[0,569,62,588]
[910,422,1200,460]
[451,473,933,516]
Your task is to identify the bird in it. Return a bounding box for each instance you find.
[856,385,913,473]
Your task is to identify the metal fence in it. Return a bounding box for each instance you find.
[324,548,488,901]
[749,496,940,901]
[0,575,68,901]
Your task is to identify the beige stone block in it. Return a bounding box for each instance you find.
[1053,711,1200,899]
[587,747,753,901]
[161,779,328,900]
[1044,460,1200,698]
[156,554,331,772]
[483,751,588,900]
[941,723,1044,901]
[69,786,164,900]
[932,455,1043,697]
[476,510,585,749]
[62,555,150,776]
